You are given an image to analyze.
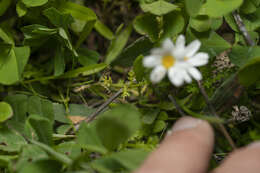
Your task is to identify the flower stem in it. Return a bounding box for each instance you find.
[232,11,255,46]
[168,94,186,117]
[74,88,123,131]
[197,80,237,150]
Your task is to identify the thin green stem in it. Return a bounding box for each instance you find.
[197,80,237,150]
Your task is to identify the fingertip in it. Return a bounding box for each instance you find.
[212,141,260,173]
[136,117,214,173]
[168,116,214,144]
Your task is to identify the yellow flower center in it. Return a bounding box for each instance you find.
[162,55,175,69]
[184,57,188,61]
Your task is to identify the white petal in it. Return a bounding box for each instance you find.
[185,40,201,57]
[174,61,190,69]
[175,35,185,49]
[187,53,209,67]
[172,47,186,60]
[162,38,174,51]
[143,55,161,68]
[171,35,186,60]
[168,68,184,87]
[182,70,192,83]
[187,67,202,81]
[150,66,167,83]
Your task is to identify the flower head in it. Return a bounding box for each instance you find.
[143,35,209,87]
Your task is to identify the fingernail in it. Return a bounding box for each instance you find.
[247,141,260,149]
[171,117,202,133]
[166,130,173,136]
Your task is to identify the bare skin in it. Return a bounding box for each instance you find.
[135,117,260,173]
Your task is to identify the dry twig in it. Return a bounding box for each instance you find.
[74,88,123,131]
[197,80,237,149]
[232,11,255,46]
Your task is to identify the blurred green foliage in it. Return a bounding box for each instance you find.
[0,0,259,172]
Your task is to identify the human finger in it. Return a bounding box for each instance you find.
[135,116,214,173]
[212,142,260,173]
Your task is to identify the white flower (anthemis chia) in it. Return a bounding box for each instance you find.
[143,35,209,87]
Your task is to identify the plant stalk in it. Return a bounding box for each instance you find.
[168,94,186,117]
[232,11,255,46]
[74,88,123,131]
[197,80,237,150]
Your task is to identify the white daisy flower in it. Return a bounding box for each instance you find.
[143,35,209,87]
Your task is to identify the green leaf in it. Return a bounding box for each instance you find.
[70,18,86,33]
[142,108,160,124]
[24,63,107,83]
[185,0,203,16]
[133,55,145,82]
[187,30,231,57]
[240,0,257,14]
[0,155,18,167]
[22,25,76,56]
[91,149,149,172]
[0,44,12,69]
[0,102,13,123]
[0,46,30,85]
[30,140,72,165]
[242,10,260,31]
[68,104,95,116]
[43,7,74,28]
[77,123,108,154]
[28,114,53,146]
[229,45,260,67]
[75,20,96,49]
[251,0,260,6]
[96,104,141,150]
[0,0,12,16]
[54,47,65,76]
[22,24,57,34]
[190,15,211,32]
[211,18,223,31]
[161,11,184,40]
[55,141,82,159]
[60,1,97,22]
[0,126,27,152]
[53,103,69,123]
[225,11,260,32]
[19,160,62,173]
[238,56,260,87]
[56,124,72,134]
[140,0,179,16]
[4,94,28,123]
[111,149,149,171]
[78,48,100,66]
[14,46,31,75]
[105,25,133,64]
[22,0,48,7]
[15,144,49,170]
[90,159,116,173]
[113,37,154,67]
[203,0,243,18]
[16,0,27,17]
[157,111,168,120]
[133,13,159,42]
[58,28,78,57]
[60,63,107,78]
[94,20,115,40]
[224,14,240,32]
[22,24,58,46]
[28,96,54,124]
[0,28,14,45]
[153,120,166,133]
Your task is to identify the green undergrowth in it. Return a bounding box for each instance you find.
[0,0,260,172]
